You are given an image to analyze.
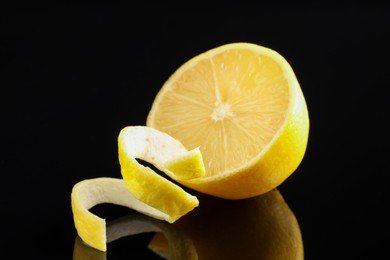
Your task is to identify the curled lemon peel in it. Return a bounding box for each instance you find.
[117,126,204,221]
[71,177,171,251]
[118,126,205,181]
[71,126,205,251]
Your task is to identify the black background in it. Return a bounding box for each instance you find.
[1,3,390,259]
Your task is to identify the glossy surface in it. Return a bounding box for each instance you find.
[74,190,303,259]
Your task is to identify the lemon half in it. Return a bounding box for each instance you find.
[147,42,309,199]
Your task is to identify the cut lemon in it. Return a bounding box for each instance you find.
[147,42,309,199]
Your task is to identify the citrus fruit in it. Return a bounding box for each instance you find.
[147,42,309,199]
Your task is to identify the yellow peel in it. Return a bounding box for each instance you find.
[71,177,171,251]
[164,147,205,180]
[117,126,203,221]
[118,125,205,181]
[72,126,205,252]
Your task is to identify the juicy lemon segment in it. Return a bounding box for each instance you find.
[147,42,309,199]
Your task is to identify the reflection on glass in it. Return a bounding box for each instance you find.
[73,189,303,259]
[73,214,197,260]
[73,236,106,260]
[174,189,304,259]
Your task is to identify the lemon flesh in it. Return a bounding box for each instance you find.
[147,42,309,199]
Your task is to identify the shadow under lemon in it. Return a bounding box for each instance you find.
[73,189,303,259]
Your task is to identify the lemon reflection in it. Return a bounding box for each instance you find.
[73,236,106,260]
[173,189,304,259]
[73,189,303,259]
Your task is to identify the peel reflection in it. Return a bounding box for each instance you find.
[73,214,197,260]
[73,189,303,259]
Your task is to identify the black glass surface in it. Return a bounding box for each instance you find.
[74,190,303,259]
[2,3,389,259]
